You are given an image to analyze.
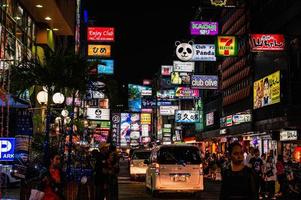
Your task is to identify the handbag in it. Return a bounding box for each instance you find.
[29,189,45,200]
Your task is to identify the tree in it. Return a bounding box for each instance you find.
[10,48,92,166]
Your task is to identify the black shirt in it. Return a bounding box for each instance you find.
[220,166,258,200]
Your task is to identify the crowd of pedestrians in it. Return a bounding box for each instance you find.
[211,142,301,200]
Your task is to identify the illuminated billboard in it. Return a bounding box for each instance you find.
[97,59,114,75]
[128,84,152,112]
[216,36,238,57]
[175,87,199,99]
[88,44,111,57]
[190,21,218,36]
[250,34,285,51]
[254,71,280,109]
[175,110,200,123]
[161,65,173,76]
[87,27,115,41]
[191,75,218,89]
[171,72,191,85]
[192,44,216,61]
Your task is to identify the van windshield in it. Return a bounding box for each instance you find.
[157,146,201,165]
[132,151,151,160]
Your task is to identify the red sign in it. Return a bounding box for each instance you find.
[87,27,115,42]
[250,34,285,51]
[143,79,151,85]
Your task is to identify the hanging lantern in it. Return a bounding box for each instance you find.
[52,92,65,104]
[36,91,48,105]
[293,146,301,163]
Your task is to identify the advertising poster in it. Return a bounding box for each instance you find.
[190,21,218,35]
[195,99,204,131]
[250,34,285,51]
[97,59,114,75]
[171,72,191,85]
[120,113,131,146]
[216,36,238,57]
[87,27,115,41]
[192,44,216,61]
[88,44,111,57]
[191,75,218,89]
[175,87,199,99]
[253,71,280,109]
[128,84,152,112]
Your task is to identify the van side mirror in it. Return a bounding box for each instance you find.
[144,159,150,165]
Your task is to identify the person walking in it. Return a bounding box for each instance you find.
[264,155,276,199]
[276,155,286,197]
[249,148,264,197]
[107,145,120,200]
[220,142,258,200]
[94,143,109,200]
[42,151,65,200]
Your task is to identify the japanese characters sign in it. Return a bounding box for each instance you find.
[141,113,151,124]
[250,34,285,51]
[216,36,238,56]
[87,27,115,41]
[280,130,298,141]
[88,44,111,57]
[190,21,218,36]
[175,110,200,123]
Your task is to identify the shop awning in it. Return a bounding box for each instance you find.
[0,95,30,108]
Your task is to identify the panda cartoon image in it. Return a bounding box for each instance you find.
[175,41,194,61]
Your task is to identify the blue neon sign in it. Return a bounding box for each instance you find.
[0,138,15,161]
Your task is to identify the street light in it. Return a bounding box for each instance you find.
[36,91,65,166]
[53,92,65,104]
[36,91,48,105]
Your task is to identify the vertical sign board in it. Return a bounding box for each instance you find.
[111,113,121,146]
[0,138,15,161]
[88,44,111,57]
[216,36,238,56]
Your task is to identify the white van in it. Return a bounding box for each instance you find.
[145,144,204,197]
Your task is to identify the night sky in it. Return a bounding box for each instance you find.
[87,0,200,85]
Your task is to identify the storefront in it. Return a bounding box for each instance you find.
[279,130,301,163]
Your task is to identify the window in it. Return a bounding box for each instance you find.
[157,146,201,165]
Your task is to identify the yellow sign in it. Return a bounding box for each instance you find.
[141,113,151,124]
[88,44,111,57]
[253,71,280,109]
[216,36,238,56]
